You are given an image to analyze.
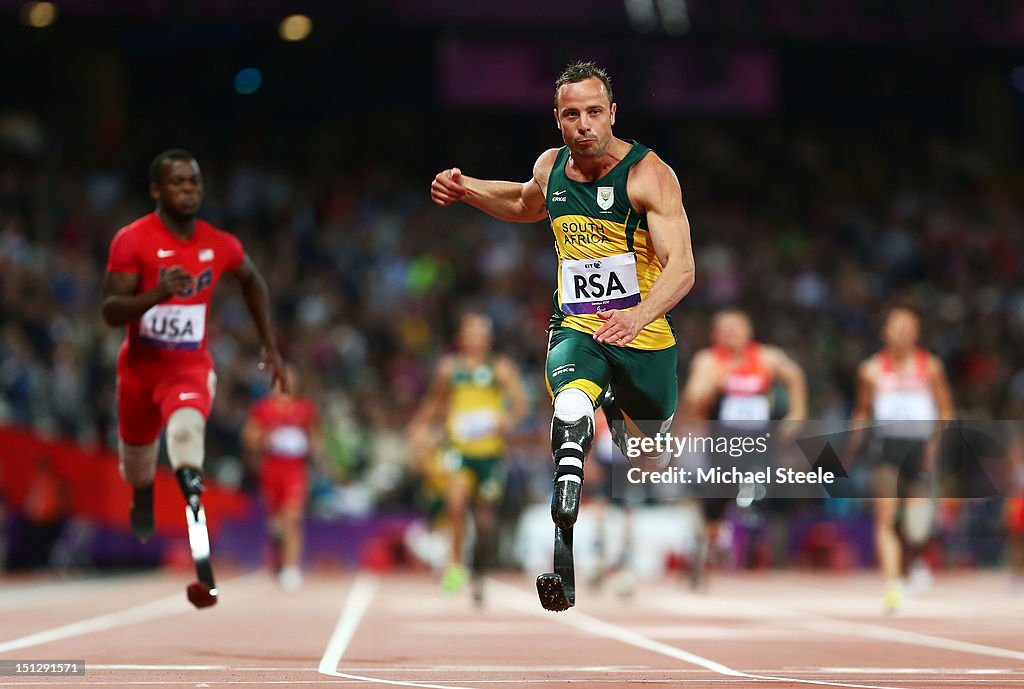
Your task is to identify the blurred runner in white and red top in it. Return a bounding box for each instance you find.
[244,366,322,592]
[682,309,807,589]
[102,148,286,547]
[851,305,955,612]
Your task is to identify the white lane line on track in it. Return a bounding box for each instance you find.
[9,678,1024,686]
[88,664,229,670]
[318,574,379,674]
[814,668,1017,675]
[648,582,1024,662]
[487,578,905,689]
[0,573,154,611]
[318,574,480,689]
[0,571,263,655]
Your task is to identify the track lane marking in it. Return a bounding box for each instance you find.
[646,582,1024,662]
[488,578,905,689]
[319,574,480,689]
[0,572,263,655]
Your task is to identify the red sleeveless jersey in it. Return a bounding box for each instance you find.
[106,212,244,366]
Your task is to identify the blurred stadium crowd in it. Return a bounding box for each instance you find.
[3,109,1023,502]
[4,5,1024,574]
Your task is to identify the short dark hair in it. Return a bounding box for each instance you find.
[554,61,613,108]
[459,309,492,330]
[881,302,921,326]
[149,148,195,185]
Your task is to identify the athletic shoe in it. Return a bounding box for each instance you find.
[278,566,303,592]
[441,563,468,595]
[884,583,903,614]
[906,560,933,596]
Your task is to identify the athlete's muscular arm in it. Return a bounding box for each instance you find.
[408,356,456,453]
[231,255,289,394]
[494,357,529,435]
[929,356,955,420]
[851,360,875,423]
[842,360,876,468]
[764,346,808,421]
[102,267,193,327]
[681,350,723,419]
[430,149,556,222]
[594,154,695,346]
[241,416,265,471]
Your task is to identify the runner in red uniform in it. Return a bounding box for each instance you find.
[851,305,954,612]
[682,309,807,588]
[102,149,287,551]
[243,366,321,592]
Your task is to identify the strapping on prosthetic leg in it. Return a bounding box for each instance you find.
[549,388,594,531]
[550,416,593,530]
[552,443,585,530]
[176,467,206,518]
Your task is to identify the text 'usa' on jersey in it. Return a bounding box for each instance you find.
[106,212,245,364]
[546,141,675,351]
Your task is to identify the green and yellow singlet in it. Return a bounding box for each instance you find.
[446,359,506,458]
[547,141,675,351]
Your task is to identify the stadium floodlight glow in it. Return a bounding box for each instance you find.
[20,1,58,28]
[234,68,263,95]
[279,14,313,42]
[625,0,658,33]
[659,0,690,35]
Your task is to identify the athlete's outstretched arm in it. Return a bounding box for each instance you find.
[850,362,874,423]
[766,346,808,421]
[430,149,556,223]
[494,357,529,435]
[407,357,456,463]
[231,255,288,393]
[594,154,695,346]
[241,415,266,472]
[681,350,722,419]
[101,267,193,327]
[841,361,876,468]
[929,356,956,420]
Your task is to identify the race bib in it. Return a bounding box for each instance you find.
[874,391,936,421]
[719,394,771,424]
[267,425,310,458]
[139,303,206,350]
[560,253,641,315]
[874,391,937,438]
[452,409,500,442]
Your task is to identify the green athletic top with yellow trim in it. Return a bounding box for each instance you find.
[447,359,506,458]
[547,140,676,351]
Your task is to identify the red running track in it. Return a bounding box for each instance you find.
[0,569,1022,688]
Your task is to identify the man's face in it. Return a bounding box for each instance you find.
[459,315,493,356]
[553,77,616,161]
[713,313,753,351]
[151,158,203,219]
[883,310,920,350]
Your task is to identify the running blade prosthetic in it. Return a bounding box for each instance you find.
[185,500,218,609]
[536,526,575,612]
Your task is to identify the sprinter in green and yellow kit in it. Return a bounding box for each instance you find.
[431,61,695,610]
[408,312,528,603]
